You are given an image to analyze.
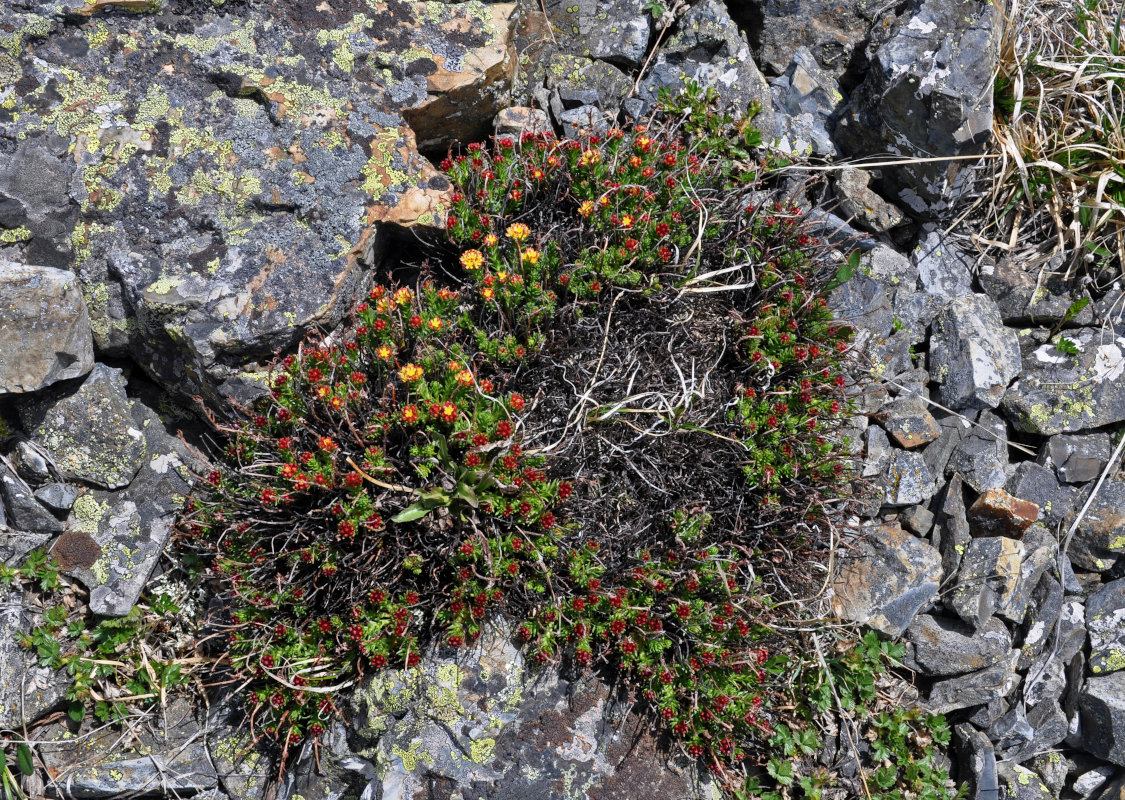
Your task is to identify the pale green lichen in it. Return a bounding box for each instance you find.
[72,494,110,535]
[468,737,495,764]
[0,226,31,243]
[146,275,185,296]
[392,740,433,772]
[174,20,258,57]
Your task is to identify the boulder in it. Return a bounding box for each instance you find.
[903,613,1011,677]
[540,0,652,68]
[878,448,937,507]
[928,650,1020,714]
[980,254,1097,326]
[1078,672,1125,766]
[1003,328,1125,435]
[770,47,843,158]
[830,523,941,636]
[968,488,1038,537]
[876,393,941,449]
[742,0,869,79]
[1070,481,1125,572]
[1088,578,1125,676]
[914,231,975,300]
[930,295,1022,411]
[946,410,1009,493]
[0,262,94,394]
[834,0,1001,216]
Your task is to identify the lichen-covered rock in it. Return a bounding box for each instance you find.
[980,254,1097,326]
[770,47,843,158]
[903,613,1011,677]
[744,0,869,79]
[348,625,718,800]
[878,448,937,506]
[949,537,1025,628]
[1070,480,1125,572]
[928,650,1020,714]
[876,393,940,449]
[1001,764,1056,800]
[0,262,94,394]
[16,364,144,490]
[834,0,1001,216]
[913,231,975,299]
[930,295,1022,411]
[540,0,651,68]
[946,410,1009,493]
[830,522,941,637]
[1003,328,1125,435]
[1005,461,1077,531]
[1078,672,1125,766]
[38,697,216,797]
[0,588,71,728]
[0,1,529,400]
[830,272,893,339]
[1088,578,1125,676]
[831,167,904,232]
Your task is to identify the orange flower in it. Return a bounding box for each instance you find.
[393,287,413,306]
[484,233,498,247]
[460,249,484,270]
[376,345,393,360]
[505,223,530,242]
[578,148,601,167]
[578,200,595,218]
[456,369,474,387]
[398,363,424,382]
[482,287,495,301]
[427,317,444,331]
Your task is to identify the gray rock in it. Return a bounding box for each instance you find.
[831,167,905,233]
[1001,764,1057,800]
[1003,327,1125,435]
[1088,578,1125,676]
[770,47,842,158]
[556,105,612,138]
[953,722,999,799]
[1079,672,1125,766]
[1005,462,1077,531]
[863,424,891,478]
[903,613,1011,677]
[1070,481,1125,572]
[914,231,975,299]
[929,650,1020,714]
[0,530,52,566]
[879,448,936,506]
[923,410,975,480]
[0,139,79,270]
[0,262,94,394]
[33,482,77,513]
[901,504,935,537]
[0,461,63,533]
[1094,772,1125,800]
[947,410,1009,493]
[494,107,551,138]
[950,537,1026,627]
[863,243,919,288]
[208,712,273,800]
[877,392,941,449]
[0,588,71,728]
[830,523,941,636]
[967,697,1010,729]
[930,295,1022,411]
[989,703,1035,759]
[1027,751,1071,797]
[979,254,1097,326]
[278,720,370,800]
[39,697,216,797]
[750,0,869,78]
[934,473,971,578]
[12,441,50,483]
[891,288,946,346]
[834,0,1000,216]
[805,207,878,251]
[638,0,773,132]
[1076,766,1118,798]
[543,0,651,68]
[1017,574,1064,671]
[348,624,718,800]
[1046,432,1114,484]
[16,364,145,490]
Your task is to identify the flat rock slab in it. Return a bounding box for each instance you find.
[0,1,520,399]
[0,262,94,394]
[903,613,1011,677]
[17,364,145,490]
[830,523,941,637]
[929,294,1022,411]
[1079,671,1125,766]
[928,649,1020,714]
[1003,328,1125,434]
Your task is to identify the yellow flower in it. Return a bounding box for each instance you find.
[578,148,601,166]
[376,345,393,360]
[427,317,444,331]
[497,271,508,284]
[393,287,413,306]
[448,360,463,373]
[456,369,474,387]
[460,249,484,270]
[317,385,331,398]
[482,287,495,301]
[398,363,424,382]
[578,200,595,218]
[598,194,611,207]
[620,214,634,228]
[521,248,540,265]
[505,223,530,242]
[484,233,498,247]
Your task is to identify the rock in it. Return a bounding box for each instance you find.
[402,3,517,153]
[933,473,971,578]
[349,624,718,800]
[923,410,975,480]
[0,139,79,270]
[1076,766,1118,798]
[901,504,935,537]
[891,287,945,345]
[914,231,975,299]
[33,482,77,514]
[930,295,1022,411]
[950,537,1025,627]
[0,530,52,566]
[1001,764,1057,800]
[989,704,1035,759]
[830,522,941,636]
[928,650,1020,714]
[494,106,551,138]
[279,720,371,800]
[556,104,613,138]
[968,488,1039,537]
[1079,672,1125,766]
[0,588,71,728]
[0,262,94,394]
[1088,578,1125,675]
[746,0,869,79]
[862,244,919,289]
[805,207,877,251]
[1005,462,1077,531]
[1003,327,1125,435]
[17,363,145,490]
[831,167,905,233]
[876,393,941,449]
[967,697,1010,729]
[903,613,1011,677]
[1071,481,1125,572]
[546,56,633,121]
[0,461,63,533]
[541,0,651,68]
[39,697,216,797]
[878,448,936,506]
[0,4,519,403]
[1045,432,1114,484]
[769,47,843,158]
[638,0,773,131]
[953,722,999,799]
[863,424,891,478]
[1028,750,1071,796]
[208,715,273,800]
[1016,574,1064,671]
[834,0,1000,216]
[947,410,1009,493]
[11,441,50,483]
[1095,772,1125,800]
[979,254,1097,326]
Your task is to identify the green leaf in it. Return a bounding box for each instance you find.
[392,502,435,523]
[1056,337,1079,356]
[766,757,795,785]
[1064,297,1091,320]
[454,482,479,509]
[833,251,859,287]
[68,701,85,723]
[16,743,33,776]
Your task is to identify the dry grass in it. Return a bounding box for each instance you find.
[960,0,1125,284]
